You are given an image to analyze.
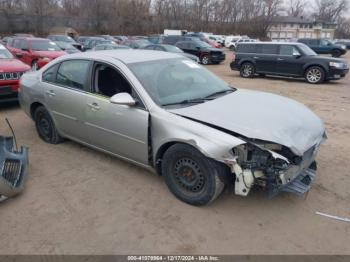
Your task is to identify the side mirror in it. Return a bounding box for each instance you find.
[110,93,136,106]
[293,53,301,58]
[196,46,201,50]
[21,48,29,52]
[16,53,23,58]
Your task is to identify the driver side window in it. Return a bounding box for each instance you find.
[92,63,144,108]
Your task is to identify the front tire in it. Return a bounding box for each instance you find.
[240,62,255,78]
[162,144,228,206]
[201,55,210,65]
[305,66,325,84]
[34,106,64,144]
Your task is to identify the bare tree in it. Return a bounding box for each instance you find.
[314,0,349,22]
[286,0,306,17]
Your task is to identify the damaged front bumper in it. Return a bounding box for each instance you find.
[0,136,29,199]
[228,141,322,198]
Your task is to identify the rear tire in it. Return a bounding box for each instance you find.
[31,60,38,71]
[162,144,229,206]
[305,66,325,84]
[34,106,64,144]
[240,62,255,78]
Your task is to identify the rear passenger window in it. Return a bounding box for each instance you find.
[56,60,90,90]
[261,45,278,55]
[42,64,59,83]
[237,44,257,53]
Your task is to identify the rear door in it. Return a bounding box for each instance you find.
[276,45,304,76]
[254,44,279,73]
[42,59,92,142]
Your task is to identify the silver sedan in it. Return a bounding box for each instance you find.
[19,50,326,205]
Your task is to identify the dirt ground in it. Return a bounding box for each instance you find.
[0,51,350,255]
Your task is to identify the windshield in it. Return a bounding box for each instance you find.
[136,40,152,46]
[164,45,183,53]
[0,46,14,59]
[56,42,74,49]
[197,41,212,48]
[129,58,233,107]
[298,44,317,56]
[31,40,61,51]
[55,35,75,43]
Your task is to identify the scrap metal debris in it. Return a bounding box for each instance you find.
[316,212,350,223]
[0,119,29,201]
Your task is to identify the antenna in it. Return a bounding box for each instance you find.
[5,118,18,152]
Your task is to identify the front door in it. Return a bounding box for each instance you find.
[84,62,149,165]
[276,45,304,76]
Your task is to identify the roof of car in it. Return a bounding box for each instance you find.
[55,50,182,64]
[13,37,50,41]
[238,42,304,46]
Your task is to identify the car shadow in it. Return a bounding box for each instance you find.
[0,101,20,110]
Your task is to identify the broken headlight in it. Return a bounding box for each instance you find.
[233,143,289,172]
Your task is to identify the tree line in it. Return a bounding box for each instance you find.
[0,0,349,38]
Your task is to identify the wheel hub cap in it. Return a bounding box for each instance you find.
[307,69,321,83]
[174,158,205,193]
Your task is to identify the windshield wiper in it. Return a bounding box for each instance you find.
[162,98,211,107]
[204,88,236,99]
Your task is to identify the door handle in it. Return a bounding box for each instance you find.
[87,102,100,111]
[253,57,259,59]
[277,58,284,61]
[46,90,56,97]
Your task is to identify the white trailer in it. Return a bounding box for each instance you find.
[163,29,187,36]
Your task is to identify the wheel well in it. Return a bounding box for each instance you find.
[304,64,326,76]
[30,102,44,119]
[155,142,188,176]
[239,60,254,70]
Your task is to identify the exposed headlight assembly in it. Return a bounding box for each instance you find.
[329,61,345,68]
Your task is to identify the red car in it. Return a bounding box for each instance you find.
[0,44,30,102]
[7,37,66,70]
[205,39,222,49]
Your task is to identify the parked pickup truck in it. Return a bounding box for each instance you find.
[298,38,347,57]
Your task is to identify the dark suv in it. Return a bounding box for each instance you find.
[176,41,225,65]
[162,35,199,45]
[297,38,347,57]
[230,42,349,84]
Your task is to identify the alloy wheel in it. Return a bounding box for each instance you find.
[201,56,210,65]
[306,68,322,83]
[242,64,253,77]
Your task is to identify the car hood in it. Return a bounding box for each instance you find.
[181,53,198,61]
[203,47,222,53]
[0,59,30,72]
[32,50,67,58]
[169,89,325,156]
[310,55,346,63]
